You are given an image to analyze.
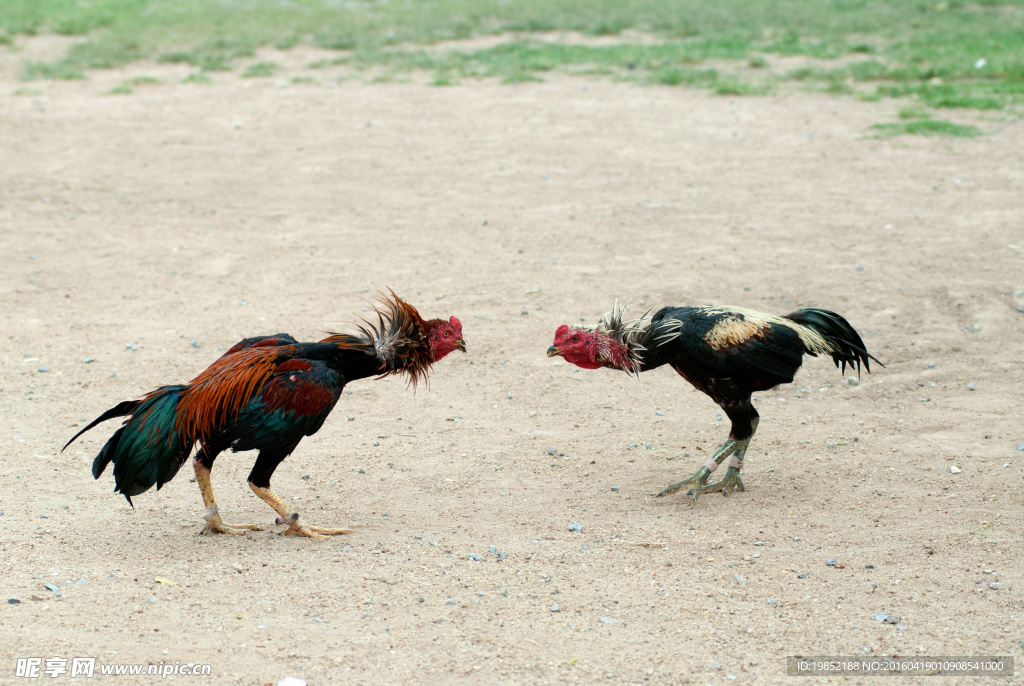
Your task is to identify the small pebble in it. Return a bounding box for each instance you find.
[950,465,961,474]
[865,564,875,569]
[7,598,20,605]
[372,441,379,446]
[599,616,618,624]
[754,540,766,546]
[445,599,455,605]
[874,613,889,622]
[709,662,721,669]
[550,604,559,612]
[655,411,664,416]
[884,615,899,624]
[610,486,620,492]
[797,574,806,579]
[148,596,157,603]
[826,558,837,567]
[37,366,48,373]
[897,625,907,630]
[277,678,307,686]
[967,382,977,391]
[75,579,88,585]
[301,474,309,480]
[546,447,557,456]
[569,523,582,532]
[989,582,1002,590]
[43,584,58,592]
[1017,444,1024,451]
[767,597,777,605]
[467,553,482,562]
[82,358,94,364]
[489,545,496,554]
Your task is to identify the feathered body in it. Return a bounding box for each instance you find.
[65,292,465,537]
[548,303,881,501]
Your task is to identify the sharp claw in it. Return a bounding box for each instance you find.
[278,516,352,539]
[658,466,711,502]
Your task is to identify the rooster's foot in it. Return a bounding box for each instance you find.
[276,512,352,539]
[202,508,261,535]
[656,465,712,502]
[700,466,745,497]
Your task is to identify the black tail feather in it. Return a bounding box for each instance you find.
[62,399,140,452]
[92,426,124,480]
[66,386,192,504]
[786,308,884,377]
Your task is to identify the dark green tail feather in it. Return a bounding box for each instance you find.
[785,308,884,376]
[66,386,193,506]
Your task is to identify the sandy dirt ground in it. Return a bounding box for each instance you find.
[1,38,1023,686]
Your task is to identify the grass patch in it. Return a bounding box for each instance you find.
[22,60,84,80]
[110,75,159,94]
[898,106,930,119]
[181,71,211,85]
[242,61,278,78]
[431,73,458,86]
[714,79,771,96]
[1,0,1022,109]
[870,119,982,138]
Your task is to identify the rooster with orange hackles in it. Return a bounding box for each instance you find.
[547,302,881,502]
[64,291,465,539]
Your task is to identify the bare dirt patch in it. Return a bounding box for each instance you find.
[1,36,1022,685]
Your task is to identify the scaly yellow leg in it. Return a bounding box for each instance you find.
[249,483,352,539]
[194,459,261,535]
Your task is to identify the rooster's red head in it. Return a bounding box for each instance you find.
[547,324,603,369]
[426,316,466,362]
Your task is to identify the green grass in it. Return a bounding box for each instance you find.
[2,0,1022,119]
[870,119,982,138]
[898,106,931,119]
[110,75,159,94]
[242,61,278,78]
[181,71,211,85]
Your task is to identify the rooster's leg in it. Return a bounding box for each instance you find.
[657,400,757,503]
[248,450,351,539]
[701,412,758,496]
[194,453,262,535]
[656,438,739,502]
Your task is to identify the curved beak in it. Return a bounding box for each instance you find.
[456,338,467,353]
[546,345,560,358]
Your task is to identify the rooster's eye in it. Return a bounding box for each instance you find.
[571,337,579,343]
[444,331,450,337]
